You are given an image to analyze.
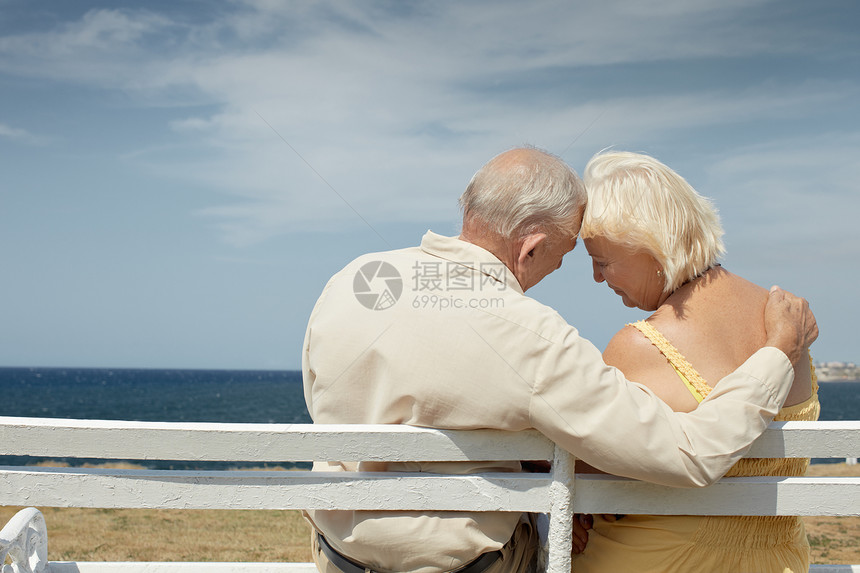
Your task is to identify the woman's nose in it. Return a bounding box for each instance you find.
[592,260,605,283]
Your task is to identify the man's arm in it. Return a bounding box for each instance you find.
[531,288,817,488]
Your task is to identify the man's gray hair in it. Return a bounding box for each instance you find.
[458,147,586,240]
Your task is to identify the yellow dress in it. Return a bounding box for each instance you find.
[572,320,820,573]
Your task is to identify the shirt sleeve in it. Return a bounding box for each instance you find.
[302,275,339,419]
[530,329,793,488]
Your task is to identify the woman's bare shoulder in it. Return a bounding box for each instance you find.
[603,323,659,372]
[723,270,770,302]
[603,322,701,412]
[652,267,769,341]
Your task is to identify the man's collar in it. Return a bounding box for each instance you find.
[419,231,524,295]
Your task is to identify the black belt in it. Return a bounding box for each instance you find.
[317,533,503,573]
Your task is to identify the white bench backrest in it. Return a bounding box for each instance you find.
[1,417,859,573]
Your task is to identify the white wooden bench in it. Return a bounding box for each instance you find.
[1,417,859,573]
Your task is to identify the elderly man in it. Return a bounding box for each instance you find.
[302,147,817,573]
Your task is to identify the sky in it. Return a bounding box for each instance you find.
[1,0,859,370]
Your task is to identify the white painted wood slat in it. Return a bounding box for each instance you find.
[45,564,860,573]
[47,564,318,572]
[0,468,554,512]
[3,467,859,516]
[0,418,554,462]
[546,445,575,573]
[745,421,860,458]
[573,474,860,516]
[1,418,857,462]
[42,561,860,572]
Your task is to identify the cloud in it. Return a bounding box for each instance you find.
[1,2,845,95]
[1,0,857,246]
[706,131,860,243]
[142,76,856,246]
[0,122,49,145]
[0,8,175,85]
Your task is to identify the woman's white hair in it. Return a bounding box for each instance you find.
[459,147,586,240]
[581,151,725,293]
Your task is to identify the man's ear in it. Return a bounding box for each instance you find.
[517,233,548,265]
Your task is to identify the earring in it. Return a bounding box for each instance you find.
[656,269,664,277]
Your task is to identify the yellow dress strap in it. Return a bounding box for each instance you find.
[629,320,713,402]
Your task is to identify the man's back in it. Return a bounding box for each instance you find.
[303,233,561,571]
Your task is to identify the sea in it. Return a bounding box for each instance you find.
[1,367,858,469]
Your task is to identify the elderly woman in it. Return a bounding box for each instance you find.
[571,151,819,573]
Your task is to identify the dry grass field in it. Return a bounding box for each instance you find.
[804,462,860,564]
[0,506,314,563]
[1,461,315,563]
[2,463,857,565]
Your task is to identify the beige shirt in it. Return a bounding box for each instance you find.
[302,231,793,573]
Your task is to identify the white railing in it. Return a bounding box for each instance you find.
[1,417,859,573]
